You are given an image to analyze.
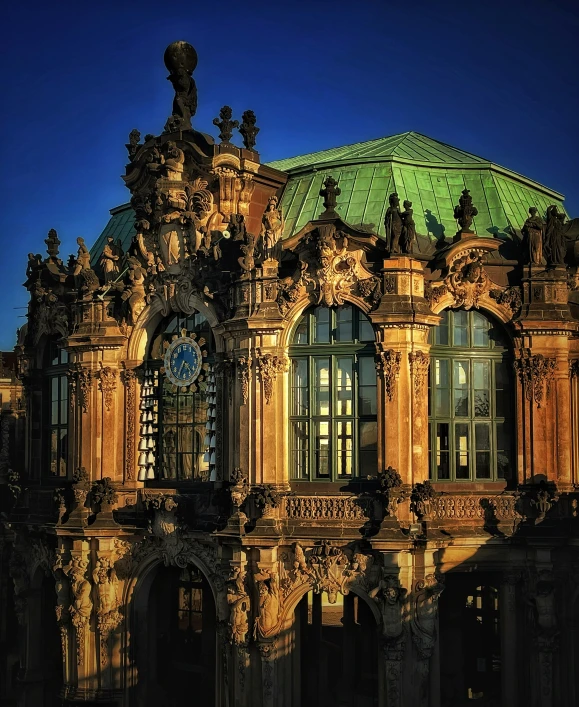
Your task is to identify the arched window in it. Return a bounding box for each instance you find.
[428,310,513,482]
[289,305,376,481]
[45,341,68,477]
[143,312,215,482]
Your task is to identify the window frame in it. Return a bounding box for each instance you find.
[289,305,377,482]
[428,309,513,483]
[44,341,69,479]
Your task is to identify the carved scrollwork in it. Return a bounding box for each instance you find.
[255,349,288,404]
[96,363,117,412]
[76,368,93,414]
[446,251,489,309]
[408,351,429,403]
[490,286,522,316]
[284,495,367,521]
[514,351,557,408]
[375,348,402,401]
[121,369,137,480]
[237,355,251,405]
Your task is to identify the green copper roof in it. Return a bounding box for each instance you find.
[266,132,566,240]
[90,204,135,265]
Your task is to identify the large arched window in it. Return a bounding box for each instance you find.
[45,341,68,478]
[289,305,376,481]
[428,310,513,482]
[143,312,215,482]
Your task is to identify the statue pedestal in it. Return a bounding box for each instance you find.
[521,266,571,321]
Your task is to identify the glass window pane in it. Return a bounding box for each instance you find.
[435,423,450,479]
[314,358,330,415]
[473,361,490,417]
[315,420,330,478]
[455,423,470,479]
[162,427,177,479]
[473,311,490,347]
[291,359,309,416]
[453,361,469,416]
[60,349,68,364]
[293,314,308,345]
[434,310,449,345]
[291,421,309,479]
[359,420,377,478]
[336,420,353,476]
[495,360,511,418]
[313,307,330,343]
[51,400,59,424]
[434,359,450,417]
[50,430,58,476]
[58,429,68,476]
[358,357,377,416]
[452,310,468,347]
[336,357,353,416]
[358,314,374,342]
[51,377,59,402]
[336,306,353,342]
[496,422,512,479]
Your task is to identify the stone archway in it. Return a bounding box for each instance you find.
[130,560,217,707]
[292,588,379,707]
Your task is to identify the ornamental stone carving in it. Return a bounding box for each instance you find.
[64,556,93,665]
[237,355,251,405]
[255,349,288,404]
[375,348,402,401]
[76,368,93,414]
[369,572,407,653]
[254,570,282,640]
[227,568,250,645]
[514,351,557,408]
[490,285,523,316]
[309,224,357,306]
[411,573,444,660]
[284,495,367,521]
[408,351,429,402]
[97,363,117,412]
[446,251,489,309]
[121,369,137,480]
[92,556,122,665]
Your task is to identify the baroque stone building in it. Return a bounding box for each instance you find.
[2,40,579,707]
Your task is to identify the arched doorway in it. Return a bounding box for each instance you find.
[439,573,501,706]
[294,590,378,707]
[136,563,216,707]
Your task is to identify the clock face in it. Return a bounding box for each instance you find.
[164,337,203,387]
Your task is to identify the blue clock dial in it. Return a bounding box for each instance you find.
[164,337,203,386]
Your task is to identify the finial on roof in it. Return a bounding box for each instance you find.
[163,41,198,132]
[45,229,60,259]
[454,189,478,233]
[213,106,239,144]
[239,110,259,151]
[319,176,341,219]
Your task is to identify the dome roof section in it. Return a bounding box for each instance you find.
[266,131,566,241]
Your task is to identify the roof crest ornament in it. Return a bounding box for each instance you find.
[238,110,259,151]
[213,106,239,144]
[319,176,341,219]
[163,41,198,132]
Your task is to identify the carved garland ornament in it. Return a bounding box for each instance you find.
[256,350,288,404]
[237,355,251,405]
[121,369,137,481]
[76,368,93,414]
[375,348,402,401]
[408,351,430,402]
[97,363,117,412]
[514,352,557,408]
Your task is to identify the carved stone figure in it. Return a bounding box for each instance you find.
[65,557,93,664]
[260,196,284,260]
[163,41,198,130]
[213,105,239,143]
[369,573,407,644]
[411,574,444,659]
[446,252,489,309]
[122,257,146,325]
[72,237,91,276]
[319,176,341,218]
[544,204,567,265]
[126,128,141,160]
[384,193,402,254]
[522,206,545,265]
[227,568,250,644]
[400,200,416,254]
[239,110,259,150]
[254,570,281,639]
[99,236,122,283]
[163,141,185,181]
[454,189,478,232]
[528,572,558,641]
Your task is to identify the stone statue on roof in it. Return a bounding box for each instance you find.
[544,205,567,266]
[400,200,416,254]
[522,207,545,265]
[213,106,239,144]
[239,110,259,151]
[163,41,198,131]
[384,193,402,255]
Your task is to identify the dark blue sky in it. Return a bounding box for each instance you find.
[1,0,578,348]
